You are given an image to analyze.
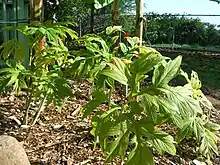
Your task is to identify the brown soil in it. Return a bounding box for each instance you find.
[0,83,220,165]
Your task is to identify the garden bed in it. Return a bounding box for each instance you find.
[0,81,220,165]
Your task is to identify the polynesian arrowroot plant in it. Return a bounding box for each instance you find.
[0,21,77,125]
[72,26,220,164]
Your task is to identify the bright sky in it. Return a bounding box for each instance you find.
[145,0,220,26]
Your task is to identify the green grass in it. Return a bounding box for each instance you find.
[151,43,220,52]
[165,53,220,90]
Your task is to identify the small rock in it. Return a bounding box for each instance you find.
[10,108,16,113]
[83,143,89,147]
[0,135,30,165]
[193,159,206,165]
[8,95,15,102]
[44,116,50,121]
[53,124,63,131]
[62,156,68,162]
[16,109,21,113]
[20,125,30,130]
[2,111,10,115]
[56,136,62,140]
[67,115,75,119]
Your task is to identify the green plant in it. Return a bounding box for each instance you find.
[78,28,220,164]
[178,70,220,163]
[67,26,135,79]
[0,21,77,125]
[68,26,141,106]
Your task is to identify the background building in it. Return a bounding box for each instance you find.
[0,0,29,44]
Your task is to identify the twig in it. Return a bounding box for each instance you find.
[26,139,71,153]
[31,95,47,126]
[71,104,82,116]
[75,159,91,165]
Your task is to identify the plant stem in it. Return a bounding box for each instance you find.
[125,85,128,97]
[31,95,47,126]
[109,87,113,110]
[207,108,211,121]
[22,93,32,125]
[136,82,140,102]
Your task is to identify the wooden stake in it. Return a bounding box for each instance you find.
[135,0,144,46]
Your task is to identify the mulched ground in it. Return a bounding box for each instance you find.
[0,82,220,165]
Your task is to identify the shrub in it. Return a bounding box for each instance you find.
[0,21,77,125]
[74,26,220,164]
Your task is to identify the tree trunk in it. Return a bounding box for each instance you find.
[112,0,120,25]
[135,0,144,46]
[30,0,43,21]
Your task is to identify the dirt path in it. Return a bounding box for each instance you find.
[207,96,220,109]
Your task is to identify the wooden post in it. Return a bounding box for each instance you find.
[135,0,144,46]
[30,0,43,21]
[112,0,119,25]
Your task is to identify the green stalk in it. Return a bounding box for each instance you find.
[22,93,32,125]
[31,94,47,126]
[207,108,211,122]
[125,85,128,97]
[108,87,113,110]
[22,74,33,125]
[135,82,140,102]
[90,81,95,100]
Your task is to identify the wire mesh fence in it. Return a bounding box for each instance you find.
[0,0,220,52]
